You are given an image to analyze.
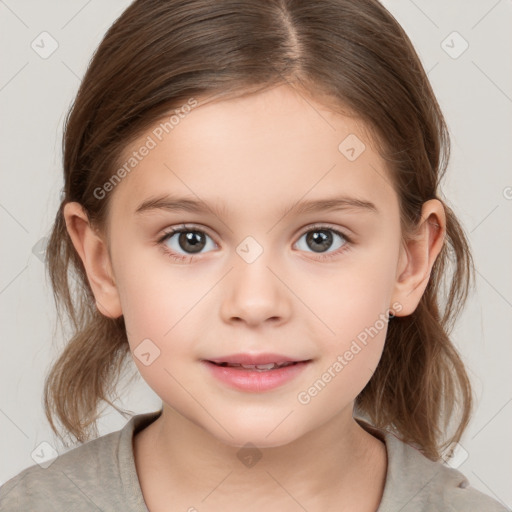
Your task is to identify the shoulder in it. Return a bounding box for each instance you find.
[356,418,509,512]
[423,463,509,512]
[442,482,510,512]
[0,411,159,512]
[386,433,510,511]
[0,428,121,511]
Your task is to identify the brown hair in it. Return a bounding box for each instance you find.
[44,0,474,459]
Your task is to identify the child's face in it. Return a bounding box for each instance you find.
[105,84,405,446]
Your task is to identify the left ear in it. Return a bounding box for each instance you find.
[390,199,446,317]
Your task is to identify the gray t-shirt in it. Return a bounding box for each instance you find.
[0,410,508,511]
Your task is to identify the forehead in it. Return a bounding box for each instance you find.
[110,84,398,220]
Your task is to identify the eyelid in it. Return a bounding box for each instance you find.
[296,222,353,239]
[157,223,219,245]
[158,222,353,244]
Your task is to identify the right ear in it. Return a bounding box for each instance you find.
[63,202,122,319]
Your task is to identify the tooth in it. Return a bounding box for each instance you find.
[238,363,277,370]
[220,362,296,370]
[256,363,277,370]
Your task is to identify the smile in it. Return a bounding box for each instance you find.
[201,360,312,392]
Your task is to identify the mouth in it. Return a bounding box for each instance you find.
[201,358,313,392]
[206,361,305,371]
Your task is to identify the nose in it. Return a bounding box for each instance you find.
[219,249,292,327]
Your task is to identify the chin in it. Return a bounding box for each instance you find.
[206,420,306,450]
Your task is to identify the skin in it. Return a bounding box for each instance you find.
[64,84,446,511]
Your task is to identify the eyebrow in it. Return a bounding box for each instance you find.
[135,194,379,218]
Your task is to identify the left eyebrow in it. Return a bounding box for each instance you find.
[134,194,379,218]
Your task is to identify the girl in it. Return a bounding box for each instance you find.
[0,0,508,510]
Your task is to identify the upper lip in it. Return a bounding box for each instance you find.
[205,353,312,365]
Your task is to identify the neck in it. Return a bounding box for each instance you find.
[133,405,387,511]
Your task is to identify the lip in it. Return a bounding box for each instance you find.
[206,352,308,365]
[200,359,312,392]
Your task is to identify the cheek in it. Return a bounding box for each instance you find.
[307,252,397,394]
[113,242,202,336]
[300,296,390,415]
[114,261,200,395]
[308,250,397,340]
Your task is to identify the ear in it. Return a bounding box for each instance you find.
[390,199,446,317]
[63,202,122,319]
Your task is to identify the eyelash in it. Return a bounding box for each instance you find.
[156,223,353,263]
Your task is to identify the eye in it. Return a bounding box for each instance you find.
[294,224,352,260]
[157,224,217,262]
[157,223,352,263]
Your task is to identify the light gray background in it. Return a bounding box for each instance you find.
[1,0,511,507]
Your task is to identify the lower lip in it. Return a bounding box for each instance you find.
[201,360,311,392]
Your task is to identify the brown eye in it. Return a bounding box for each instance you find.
[305,230,334,253]
[175,231,207,254]
[295,225,351,260]
[160,227,217,259]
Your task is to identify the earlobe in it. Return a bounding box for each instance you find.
[390,199,446,317]
[63,202,122,319]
